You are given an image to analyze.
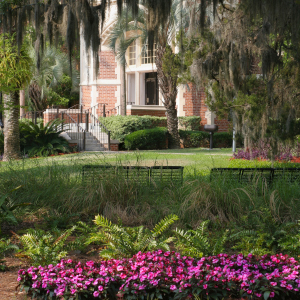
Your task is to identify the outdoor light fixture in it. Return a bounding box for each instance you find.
[204,124,218,150]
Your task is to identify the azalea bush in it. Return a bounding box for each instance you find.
[233,139,300,161]
[18,250,300,300]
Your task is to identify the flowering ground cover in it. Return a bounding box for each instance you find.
[18,250,300,300]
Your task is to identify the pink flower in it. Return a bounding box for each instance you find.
[203,284,208,289]
[170,285,177,290]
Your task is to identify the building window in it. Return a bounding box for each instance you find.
[142,44,156,64]
[128,43,136,65]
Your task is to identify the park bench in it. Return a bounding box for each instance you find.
[210,167,300,184]
[82,165,184,185]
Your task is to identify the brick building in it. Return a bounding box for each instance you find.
[79,1,230,132]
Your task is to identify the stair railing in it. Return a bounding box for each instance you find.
[85,103,108,118]
[87,110,111,151]
[57,112,87,151]
[106,104,122,117]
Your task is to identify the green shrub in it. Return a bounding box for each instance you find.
[124,127,168,150]
[179,130,209,148]
[179,130,233,148]
[178,116,201,131]
[99,115,167,142]
[213,132,232,148]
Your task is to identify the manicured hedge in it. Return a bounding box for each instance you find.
[179,130,233,148]
[18,251,300,300]
[99,116,168,142]
[124,127,168,150]
[178,116,201,131]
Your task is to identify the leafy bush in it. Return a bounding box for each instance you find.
[179,130,232,148]
[178,116,201,131]
[124,127,168,150]
[18,251,300,300]
[19,119,70,157]
[99,115,167,142]
[16,227,77,266]
[88,214,178,259]
[50,75,79,108]
[179,130,209,147]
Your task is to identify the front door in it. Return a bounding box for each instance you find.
[145,73,158,105]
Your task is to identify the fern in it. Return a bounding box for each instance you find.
[174,220,228,257]
[90,214,178,259]
[16,226,76,266]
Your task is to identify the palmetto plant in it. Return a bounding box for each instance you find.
[19,119,70,157]
[16,226,77,266]
[88,214,178,259]
[174,221,228,258]
[26,46,79,111]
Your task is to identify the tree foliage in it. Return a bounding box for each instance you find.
[188,0,300,156]
[0,33,32,93]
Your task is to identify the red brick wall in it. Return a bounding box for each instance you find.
[127,109,167,117]
[97,86,118,112]
[183,84,204,118]
[214,118,231,132]
[81,86,92,110]
[183,83,230,132]
[98,51,118,79]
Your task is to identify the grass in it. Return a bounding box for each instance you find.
[1,148,300,231]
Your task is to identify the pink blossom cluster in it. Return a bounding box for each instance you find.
[18,251,300,299]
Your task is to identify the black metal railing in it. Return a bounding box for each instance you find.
[106,105,122,117]
[87,110,111,151]
[20,110,45,124]
[57,112,87,151]
[85,103,108,118]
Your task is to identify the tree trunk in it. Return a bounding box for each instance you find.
[20,90,25,117]
[3,91,21,161]
[166,105,180,148]
[156,45,180,148]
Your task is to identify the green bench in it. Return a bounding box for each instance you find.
[210,168,300,184]
[82,165,184,185]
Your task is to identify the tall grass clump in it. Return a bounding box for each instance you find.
[0,154,300,229]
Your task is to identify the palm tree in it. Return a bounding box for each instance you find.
[108,0,189,148]
[26,46,79,112]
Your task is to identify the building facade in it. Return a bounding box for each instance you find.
[80,1,230,132]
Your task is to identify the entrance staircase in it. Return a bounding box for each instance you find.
[20,103,121,152]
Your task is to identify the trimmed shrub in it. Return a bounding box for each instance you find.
[99,115,167,142]
[179,130,209,148]
[179,130,233,148]
[124,127,168,150]
[178,116,201,131]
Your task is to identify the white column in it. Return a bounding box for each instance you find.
[135,72,140,105]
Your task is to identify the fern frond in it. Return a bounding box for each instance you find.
[152,214,179,236]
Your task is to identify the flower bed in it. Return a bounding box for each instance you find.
[18,251,300,300]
